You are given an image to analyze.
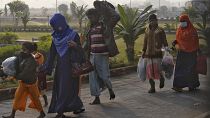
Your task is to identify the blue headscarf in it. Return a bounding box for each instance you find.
[50,13,77,57]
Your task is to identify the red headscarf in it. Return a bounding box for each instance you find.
[176,14,199,52]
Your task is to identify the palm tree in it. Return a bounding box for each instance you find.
[183,7,198,23]
[193,0,210,77]
[70,2,87,32]
[115,5,156,62]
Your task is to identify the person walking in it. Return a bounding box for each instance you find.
[172,14,200,92]
[2,42,46,118]
[43,13,85,118]
[85,1,120,104]
[142,14,168,93]
[32,43,48,107]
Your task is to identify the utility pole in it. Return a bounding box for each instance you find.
[130,0,131,8]
[159,0,160,9]
[56,0,58,12]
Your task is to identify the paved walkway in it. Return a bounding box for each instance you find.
[0,73,210,118]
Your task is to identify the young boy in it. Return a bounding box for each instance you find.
[32,43,48,107]
[2,42,45,118]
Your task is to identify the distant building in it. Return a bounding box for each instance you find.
[147,0,171,8]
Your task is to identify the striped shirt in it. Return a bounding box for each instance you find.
[89,24,108,55]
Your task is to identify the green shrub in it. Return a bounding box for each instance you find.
[0,32,19,44]
[37,41,51,53]
[0,45,21,63]
[38,35,52,42]
[37,35,52,53]
[0,35,52,63]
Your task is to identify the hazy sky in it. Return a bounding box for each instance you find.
[0,0,188,8]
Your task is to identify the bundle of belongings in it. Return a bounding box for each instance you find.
[1,56,17,76]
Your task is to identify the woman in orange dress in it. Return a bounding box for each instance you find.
[172,14,200,92]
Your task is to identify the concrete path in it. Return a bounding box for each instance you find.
[0,73,210,118]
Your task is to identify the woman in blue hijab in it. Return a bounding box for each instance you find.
[44,13,85,118]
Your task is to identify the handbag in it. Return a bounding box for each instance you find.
[72,60,94,77]
[196,55,207,75]
[71,46,94,77]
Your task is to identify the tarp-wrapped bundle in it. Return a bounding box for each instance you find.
[2,56,17,76]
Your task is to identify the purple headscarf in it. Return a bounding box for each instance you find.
[50,13,77,57]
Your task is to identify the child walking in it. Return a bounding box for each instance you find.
[32,43,48,107]
[2,42,46,118]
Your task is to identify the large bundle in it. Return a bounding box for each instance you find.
[93,0,118,23]
[2,56,17,76]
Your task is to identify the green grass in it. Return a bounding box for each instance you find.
[0,32,50,40]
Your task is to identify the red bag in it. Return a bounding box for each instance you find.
[196,55,207,75]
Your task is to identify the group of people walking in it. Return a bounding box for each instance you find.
[2,1,201,118]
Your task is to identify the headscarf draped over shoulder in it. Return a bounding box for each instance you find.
[50,13,77,57]
[176,14,199,52]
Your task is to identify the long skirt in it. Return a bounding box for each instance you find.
[173,50,200,88]
[145,58,162,80]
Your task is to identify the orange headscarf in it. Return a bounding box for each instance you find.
[176,14,199,52]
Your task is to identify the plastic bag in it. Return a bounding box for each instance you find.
[196,55,207,75]
[2,56,17,76]
[161,51,174,79]
[137,57,146,81]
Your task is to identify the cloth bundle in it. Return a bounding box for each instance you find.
[2,56,17,76]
